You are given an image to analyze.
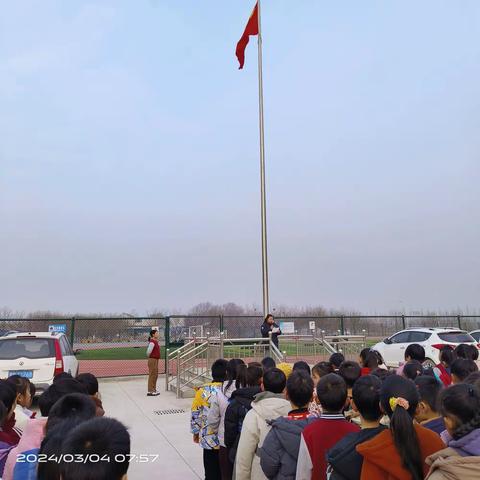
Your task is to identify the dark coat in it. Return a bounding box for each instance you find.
[261,321,282,348]
[327,426,386,480]
[260,415,317,480]
[224,386,262,463]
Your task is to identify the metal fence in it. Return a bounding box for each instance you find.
[1,315,479,378]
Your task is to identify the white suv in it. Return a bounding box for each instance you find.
[0,332,79,395]
[373,328,478,368]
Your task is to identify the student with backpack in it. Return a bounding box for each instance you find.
[327,375,387,480]
[425,383,480,479]
[146,329,160,396]
[259,370,318,479]
[296,373,360,480]
[414,376,445,435]
[234,368,290,480]
[357,375,445,480]
[224,364,263,469]
[207,359,245,480]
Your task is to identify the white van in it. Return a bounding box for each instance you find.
[0,332,79,395]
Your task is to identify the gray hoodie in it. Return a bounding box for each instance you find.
[259,414,317,480]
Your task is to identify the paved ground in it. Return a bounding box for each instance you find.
[99,375,203,480]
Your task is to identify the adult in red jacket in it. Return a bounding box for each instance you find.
[146,329,160,396]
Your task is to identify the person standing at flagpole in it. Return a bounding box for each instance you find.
[236,1,270,318]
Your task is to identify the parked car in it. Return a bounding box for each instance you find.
[470,330,480,342]
[372,327,478,368]
[0,332,79,395]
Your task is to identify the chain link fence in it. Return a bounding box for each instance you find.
[1,315,479,378]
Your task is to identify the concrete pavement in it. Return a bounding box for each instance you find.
[99,376,203,480]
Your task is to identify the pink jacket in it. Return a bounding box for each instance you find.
[3,417,47,480]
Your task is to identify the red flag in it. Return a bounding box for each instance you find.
[236,3,259,69]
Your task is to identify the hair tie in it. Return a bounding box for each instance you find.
[389,396,410,412]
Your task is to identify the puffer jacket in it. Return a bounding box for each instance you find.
[234,391,291,480]
[207,380,237,447]
[225,386,261,462]
[426,428,480,480]
[259,413,318,480]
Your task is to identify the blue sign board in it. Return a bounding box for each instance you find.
[48,324,67,334]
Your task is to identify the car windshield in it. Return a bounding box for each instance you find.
[438,332,475,343]
[0,338,54,359]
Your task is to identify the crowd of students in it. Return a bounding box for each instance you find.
[0,371,130,480]
[191,342,480,480]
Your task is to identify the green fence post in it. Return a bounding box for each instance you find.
[457,315,462,330]
[340,316,345,336]
[402,315,406,330]
[219,314,224,334]
[165,316,170,352]
[70,317,76,346]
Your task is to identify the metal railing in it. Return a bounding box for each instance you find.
[166,331,367,397]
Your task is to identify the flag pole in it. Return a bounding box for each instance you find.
[257,0,269,317]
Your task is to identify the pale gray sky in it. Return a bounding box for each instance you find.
[1,1,479,314]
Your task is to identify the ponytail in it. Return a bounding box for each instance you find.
[381,376,423,480]
[224,359,245,392]
[390,401,423,480]
[236,364,248,388]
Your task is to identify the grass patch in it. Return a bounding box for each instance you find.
[76,346,166,361]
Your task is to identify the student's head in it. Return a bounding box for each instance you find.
[454,343,479,361]
[450,358,478,384]
[6,375,32,408]
[262,368,286,394]
[53,372,73,384]
[414,376,443,423]
[439,346,456,368]
[264,314,274,325]
[380,375,422,480]
[404,344,425,363]
[440,383,480,440]
[351,375,382,422]
[46,393,97,432]
[371,368,394,383]
[338,361,361,389]
[359,348,371,367]
[293,361,311,376]
[0,380,17,419]
[38,379,89,417]
[286,370,314,409]
[244,364,263,387]
[312,362,333,385]
[0,401,7,427]
[403,360,423,381]
[211,359,228,382]
[316,373,347,413]
[76,373,99,397]
[261,356,276,372]
[60,417,130,480]
[363,351,380,370]
[329,353,345,370]
[149,329,159,340]
[223,358,245,389]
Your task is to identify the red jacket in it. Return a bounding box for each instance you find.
[357,423,445,480]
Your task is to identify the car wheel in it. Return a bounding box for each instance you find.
[423,358,436,369]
